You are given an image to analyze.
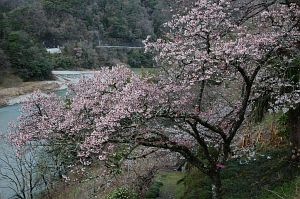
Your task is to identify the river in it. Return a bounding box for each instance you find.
[0,71,95,199]
[0,68,149,198]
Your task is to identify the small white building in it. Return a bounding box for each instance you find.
[46,46,62,54]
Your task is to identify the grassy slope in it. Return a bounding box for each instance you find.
[152,147,299,199]
[145,171,184,199]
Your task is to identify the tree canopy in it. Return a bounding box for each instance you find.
[8,1,300,198]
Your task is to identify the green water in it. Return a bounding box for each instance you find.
[0,104,20,135]
[0,89,66,136]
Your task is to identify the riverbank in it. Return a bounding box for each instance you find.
[0,68,155,107]
[0,81,60,107]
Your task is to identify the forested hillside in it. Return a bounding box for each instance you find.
[0,0,172,81]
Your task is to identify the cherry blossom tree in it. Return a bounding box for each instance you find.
[9,1,300,198]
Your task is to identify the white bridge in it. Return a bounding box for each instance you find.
[96,45,144,49]
[52,70,97,84]
[52,70,97,75]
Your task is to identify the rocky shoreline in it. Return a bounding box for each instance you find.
[0,81,60,107]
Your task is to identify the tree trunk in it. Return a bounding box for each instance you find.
[288,105,300,162]
[210,171,222,199]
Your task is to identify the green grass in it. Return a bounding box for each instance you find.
[130,67,158,76]
[257,176,300,199]
[158,171,185,199]
[145,150,299,199]
[145,181,163,198]
[181,147,300,199]
[145,171,184,199]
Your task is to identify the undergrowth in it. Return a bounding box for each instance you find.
[180,146,299,199]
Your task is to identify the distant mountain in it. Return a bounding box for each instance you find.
[0,0,172,81]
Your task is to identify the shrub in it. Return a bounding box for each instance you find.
[127,50,154,68]
[5,31,53,81]
[52,55,75,69]
[144,181,163,198]
[105,187,138,199]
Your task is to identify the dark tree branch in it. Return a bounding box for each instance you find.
[136,137,209,174]
[186,120,214,164]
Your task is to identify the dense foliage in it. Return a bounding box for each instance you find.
[4,31,53,80]
[0,0,172,81]
[181,147,299,199]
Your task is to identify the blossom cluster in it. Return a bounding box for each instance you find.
[9,1,300,168]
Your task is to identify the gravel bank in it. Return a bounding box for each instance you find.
[0,81,60,107]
